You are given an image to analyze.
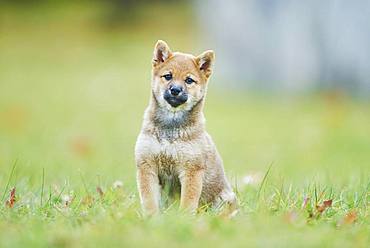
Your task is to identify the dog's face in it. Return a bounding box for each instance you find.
[151,40,215,112]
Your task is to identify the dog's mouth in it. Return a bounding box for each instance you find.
[163,90,188,108]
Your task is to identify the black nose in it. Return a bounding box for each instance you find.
[170,85,182,96]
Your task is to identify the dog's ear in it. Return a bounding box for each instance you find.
[196,50,215,78]
[153,40,172,66]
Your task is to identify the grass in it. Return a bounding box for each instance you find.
[0,2,369,247]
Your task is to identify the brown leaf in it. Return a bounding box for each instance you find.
[323,199,333,207]
[316,199,333,213]
[96,186,104,198]
[343,211,357,225]
[5,187,16,208]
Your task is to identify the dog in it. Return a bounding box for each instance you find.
[135,40,237,215]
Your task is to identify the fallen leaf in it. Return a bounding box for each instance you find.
[323,199,333,207]
[96,186,104,197]
[316,199,333,213]
[5,187,16,208]
[343,211,357,225]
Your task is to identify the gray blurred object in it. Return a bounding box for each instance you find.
[196,0,370,95]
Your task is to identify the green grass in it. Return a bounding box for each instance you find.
[0,2,369,247]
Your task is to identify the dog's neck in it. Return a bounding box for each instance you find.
[144,93,205,141]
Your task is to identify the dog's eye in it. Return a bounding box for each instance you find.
[162,74,172,81]
[185,77,195,84]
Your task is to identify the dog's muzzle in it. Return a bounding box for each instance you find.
[164,85,188,108]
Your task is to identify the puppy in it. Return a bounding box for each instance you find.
[135,40,236,215]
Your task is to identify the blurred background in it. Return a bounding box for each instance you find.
[0,0,369,189]
[198,0,370,94]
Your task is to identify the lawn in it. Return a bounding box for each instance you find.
[0,2,369,247]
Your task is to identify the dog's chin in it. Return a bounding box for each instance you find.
[163,93,188,110]
[166,99,186,108]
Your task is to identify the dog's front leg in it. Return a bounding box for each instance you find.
[137,163,160,216]
[179,168,204,213]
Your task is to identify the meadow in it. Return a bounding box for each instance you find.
[0,3,369,247]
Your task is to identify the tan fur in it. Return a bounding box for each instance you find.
[135,40,237,215]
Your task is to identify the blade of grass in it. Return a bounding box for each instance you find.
[79,170,90,196]
[314,183,318,206]
[233,173,239,196]
[257,161,273,199]
[40,168,45,206]
[1,159,18,202]
[55,183,67,204]
[44,185,52,207]
[279,178,285,209]
[355,181,369,208]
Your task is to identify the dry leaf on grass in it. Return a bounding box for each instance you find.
[316,199,332,213]
[337,211,358,226]
[5,187,16,208]
[96,186,104,198]
[343,211,357,224]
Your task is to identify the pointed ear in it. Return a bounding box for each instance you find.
[152,40,172,66]
[196,50,215,78]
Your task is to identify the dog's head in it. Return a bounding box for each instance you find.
[151,40,215,112]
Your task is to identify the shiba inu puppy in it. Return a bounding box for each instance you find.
[135,40,237,215]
